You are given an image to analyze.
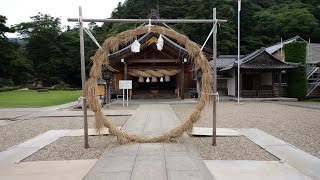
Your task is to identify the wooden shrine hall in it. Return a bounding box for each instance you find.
[106,32,210,99]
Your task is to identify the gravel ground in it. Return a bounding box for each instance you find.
[189,136,278,160]
[171,102,320,158]
[0,116,130,151]
[24,136,113,161]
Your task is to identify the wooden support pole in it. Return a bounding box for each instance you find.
[124,63,128,80]
[67,18,227,24]
[212,8,217,146]
[181,63,185,100]
[79,6,89,149]
[278,71,282,97]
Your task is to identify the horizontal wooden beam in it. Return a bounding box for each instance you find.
[126,59,180,63]
[128,66,180,70]
[67,18,227,24]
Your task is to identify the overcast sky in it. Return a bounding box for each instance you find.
[1,0,125,37]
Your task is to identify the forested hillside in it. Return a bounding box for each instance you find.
[0,0,319,87]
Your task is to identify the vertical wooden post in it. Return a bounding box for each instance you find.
[212,8,217,146]
[107,80,111,107]
[124,63,128,80]
[181,63,185,100]
[196,77,201,99]
[278,71,282,97]
[79,6,89,148]
[124,62,127,99]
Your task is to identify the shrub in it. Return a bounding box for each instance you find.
[53,81,70,89]
[0,78,14,87]
[0,86,22,92]
[316,62,320,67]
[283,42,307,100]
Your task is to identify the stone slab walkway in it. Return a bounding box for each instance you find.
[84,104,213,180]
[0,130,71,169]
[0,101,78,121]
[238,128,320,180]
[191,127,240,137]
[205,160,311,180]
[0,159,96,180]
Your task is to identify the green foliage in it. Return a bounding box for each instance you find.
[254,2,318,40]
[53,81,70,89]
[1,0,320,88]
[0,86,22,92]
[0,90,81,107]
[0,15,14,39]
[14,13,62,86]
[0,78,14,87]
[316,62,320,67]
[305,98,320,102]
[0,15,32,85]
[283,42,307,100]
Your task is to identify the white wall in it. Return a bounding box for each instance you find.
[260,73,272,85]
[228,69,236,96]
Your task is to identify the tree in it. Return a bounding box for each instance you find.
[0,15,32,85]
[254,2,319,41]
[15,13,62,85]
[0,15,14,39]
[284,42,307,100]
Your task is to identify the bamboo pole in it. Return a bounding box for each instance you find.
[67,18,227,24]
[212,8,217,146]
[79,6,89,148]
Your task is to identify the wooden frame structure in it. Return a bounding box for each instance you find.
[68,6,226,147]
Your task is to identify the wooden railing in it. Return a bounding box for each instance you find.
[242,90,275,97]
[242,90,257,97]
[258,90,273,97]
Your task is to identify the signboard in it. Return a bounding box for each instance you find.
[119,80,132,89]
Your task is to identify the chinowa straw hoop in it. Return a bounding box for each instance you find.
[85,25,214,144]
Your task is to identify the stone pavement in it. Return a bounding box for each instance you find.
[205,160,311,180]
[0,130,71,168]
[0,160,96,180]
[84,104,213,180]
[238,128,320,179]
[0,101,78,124]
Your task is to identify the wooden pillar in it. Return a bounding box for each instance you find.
[106,80,111,107]
[196,77,201,99]
[234,69,238,97]
[239,71,242,96]
[181,63,185,100]
[79,6,89,149]
[278,71,282,97]
[124,63,128,80]
[212,8,217,146]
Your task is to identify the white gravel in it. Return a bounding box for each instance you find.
[171,102,320,158]
[0,116,130,151]
[189,136,278,160]
[24,136,114,161]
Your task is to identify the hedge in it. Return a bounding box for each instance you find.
[0,86,22,92]
[283,42,307,100]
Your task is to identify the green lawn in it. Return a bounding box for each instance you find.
[304,98,320,102]
[0,90,82,107]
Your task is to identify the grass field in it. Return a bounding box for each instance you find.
[305,98,320,102]
[0,90,82,107]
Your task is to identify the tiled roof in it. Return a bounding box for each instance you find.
[220,48,301,71]
[209,55,244,69]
